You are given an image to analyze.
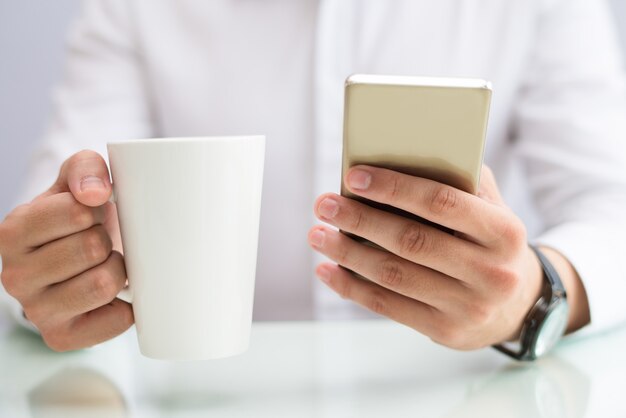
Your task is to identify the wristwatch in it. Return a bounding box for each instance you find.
[493,245,569,361]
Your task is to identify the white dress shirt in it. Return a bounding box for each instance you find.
[3,0,626,334]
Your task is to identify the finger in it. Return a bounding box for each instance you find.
[313,193,486,281]
[16,192,107,249]
[25,224,112,289]
[103,202,123,253]
[343,165,510,246]
[43,299,134,352]
[39,251,127,323]
[476,165,505,206]
[308,226,467,308]
[44,150,112,208]
[315,262,440,337]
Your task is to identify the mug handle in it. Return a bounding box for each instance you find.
[109,186,133,304]
[117,287,133,304]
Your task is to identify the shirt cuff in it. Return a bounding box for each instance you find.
[534,222,626,337]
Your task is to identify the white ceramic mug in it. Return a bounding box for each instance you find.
[107,136,265,360]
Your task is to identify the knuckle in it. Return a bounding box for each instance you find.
[433,324,466,349]
[484,263,520,296]
[22,300,47,325]
[0,222,8,250]
[396,222,429,255]
[494,217,527,250]
[81,227,111,264]
[0,220,18,251]
[367,290,389,315]
[68,199,95,230]
[0,267,24,297]
[378,258,404,288]
[90,269,120,302]
[350,208,366,233]
[336,245,351,267]
[466,301,494,325]
[387,176,403,201]
[42,328,74,352]
[0,268,14,293]
[429,186,459,215]
[336,277,352,300]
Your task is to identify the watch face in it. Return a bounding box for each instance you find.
[533,301,570,358]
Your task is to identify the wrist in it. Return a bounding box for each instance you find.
[494,245,570,360]
[503,245,545,343]
[538,246,590,334]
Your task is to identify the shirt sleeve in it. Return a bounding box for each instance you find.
[513,0,626,334]
[15,0,154,203]
[2,0,153,326]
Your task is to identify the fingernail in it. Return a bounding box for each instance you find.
[80,176,105,191]
[309,229,326,248]
[318,198,339,219]
[317,266,331,283]
[347,169,372,190]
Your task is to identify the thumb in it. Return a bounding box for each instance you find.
[48,150,112,207]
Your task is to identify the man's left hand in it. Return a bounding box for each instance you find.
[308,165,544,350]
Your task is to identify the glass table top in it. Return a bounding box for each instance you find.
[0,315,624,418]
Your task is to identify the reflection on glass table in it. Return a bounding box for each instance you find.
[0,315,624,418]
[28,367,127,418]
[445,357,589,418]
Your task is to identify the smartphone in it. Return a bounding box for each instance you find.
[341,74,492,234]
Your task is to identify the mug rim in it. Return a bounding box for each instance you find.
[107,135,265,146]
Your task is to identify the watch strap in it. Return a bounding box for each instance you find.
[493,245,567,361]
[530,245,567,298]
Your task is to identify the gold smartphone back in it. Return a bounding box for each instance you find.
[341,74,492,202]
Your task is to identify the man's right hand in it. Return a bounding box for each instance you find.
[0,150,134,351]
